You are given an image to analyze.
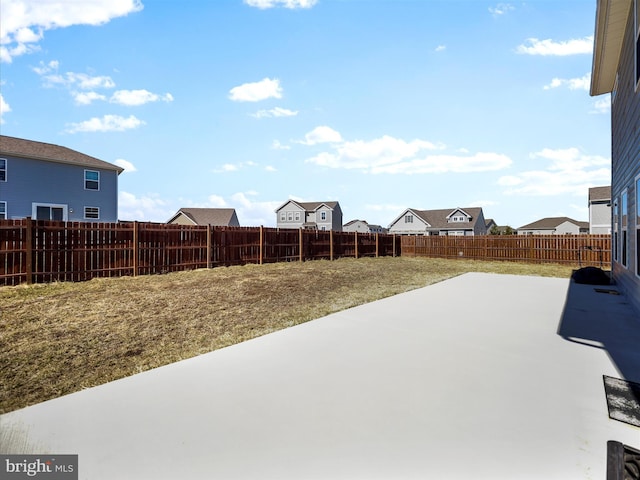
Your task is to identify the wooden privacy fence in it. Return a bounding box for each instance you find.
[401,234,611,267]
[0,219,400,286]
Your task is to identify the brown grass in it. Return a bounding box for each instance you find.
[0,257,574,414]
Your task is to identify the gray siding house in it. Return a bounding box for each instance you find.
[343,220,387,234]
[0,135,122,222]
[167,208,240,226]
[388,207,487,236]
[590,0,640,312]
[517,217,589,235]
[588,186,612,234]
[276,200,343,231]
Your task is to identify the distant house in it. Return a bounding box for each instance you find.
[485,218,498,232]
[388,207,487,236]
[0,135,123,222]
[588,186,611,234]
[343,220,388,234]
[167,208,240,226]
[276,200,343,231]
[517,217,589,235]
[590,0,640,313]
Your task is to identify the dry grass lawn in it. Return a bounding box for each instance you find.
[0,257,574,414]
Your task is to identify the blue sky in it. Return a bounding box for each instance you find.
[1,0,610,228]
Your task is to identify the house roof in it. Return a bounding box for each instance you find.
[276,200,340,212]
[0,135,124,173]
[518,217,589,230]
[590,0,631,95]
[410,207,484,230]
[168,208,237,226]
[344,219,367,227]
[588,185,611,202]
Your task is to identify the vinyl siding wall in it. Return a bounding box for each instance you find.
[611,1,640,313]
[0,156,119,222]
[589,202,611,233]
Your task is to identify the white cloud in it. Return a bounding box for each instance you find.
[251,107,298,118]
[516,36,593,56]
[212,161,266,173]
[271,140,291,150]
[265,165,277,172]
[1,0,143,63]
[207,194,228,208]
[0,94,11,124]
[118,191,169,222]
[66,114,145,133]
[114,158,137,172]
[73,91,107,105]
[543,73,590,91]
[300,126,343,145]
[33,62,116,90]
[229,191,281,227]
[304,133,505,175]
[244,0,317,9]
[434,45,446,52]
[110,89,174,106]
[489,3,514,16]
[229,77,282,102]
[590,97,610,114]
[469,200,499,208]
[498,147,610,196]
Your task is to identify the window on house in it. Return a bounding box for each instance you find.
[621,190,628,267]
[295,212,300,221]
[405,215,413,223]
[280,212,286,221]
[85,170,99,190]
[0,158,6,181]
[84,207,100,220]
[34,204,66,221]
[636,175,640,276]
[287,212,293,221]
[0,202,6,219]
[613,199,619,261]
[321,212,326,221]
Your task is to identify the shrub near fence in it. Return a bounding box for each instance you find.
[401,234,611,267]
[0,219,401,286]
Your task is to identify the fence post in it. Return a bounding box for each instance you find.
[207,225,212,269]
[132,221,139,277]
[330,229,334,261]
[354,231,358,258]
[259,225,264,265]
[299,228,303,262]
[25,218,34,285]
[375,233,379,258]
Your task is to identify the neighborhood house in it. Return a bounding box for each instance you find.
[167,208,240,227]
[388,207,487,236]
[343,220,387,234]
[0,135,122,222]
[276,200,343,231]
[588,186,612,234]
[517,217,589,235]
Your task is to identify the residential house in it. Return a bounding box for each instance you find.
[517,217,589,235]
[485,218,498,233]
[167,208,240,226]
[590,0,640,312]
[388,207,487,236]
[275,200,343,231]
[0,135,122,222]
[588,186,611,234]
[343,219,388,234]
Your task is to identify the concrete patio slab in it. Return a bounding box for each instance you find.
[1,272,639,479]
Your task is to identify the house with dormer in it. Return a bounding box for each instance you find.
[388,207,487,236]
[275,200,343,231]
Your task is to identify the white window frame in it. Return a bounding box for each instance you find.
[0,201,6,219]
[621,189,629,268]
[0,158,6,182]
[405,215,413,223]
[320,211,327,221]
[287,212,293,221]
[84,206,100,220]
[32,203,68,221]
[294,212,300,221]
[280,212,286,222]
[84,170,100,191]
[613,198,619,262]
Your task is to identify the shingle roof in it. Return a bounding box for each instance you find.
[518,217,588,230]
[297,201,339,211]
[588,186,611,202]
[411,207,484,229]
[0,135,123,173]
[169,208,238,226]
